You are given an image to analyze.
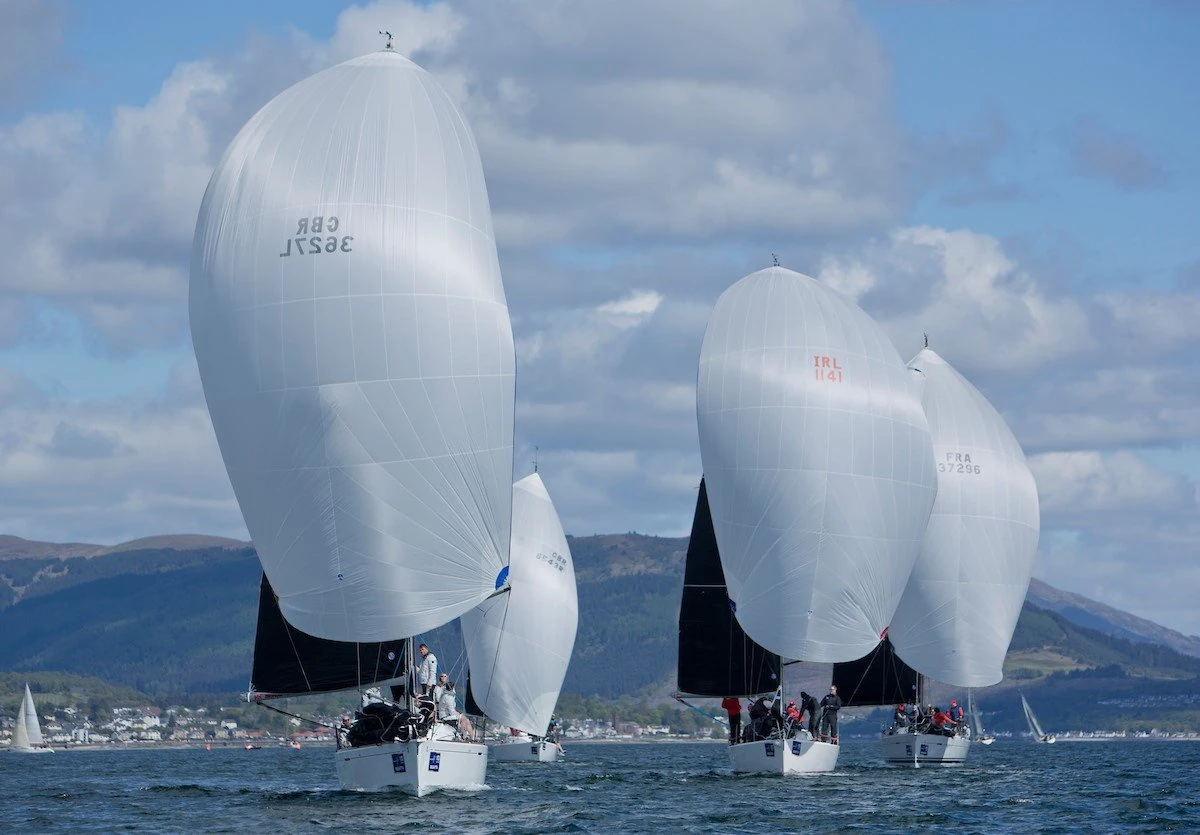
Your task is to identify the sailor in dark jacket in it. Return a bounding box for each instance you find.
[819,685,843,743]
[800,691,819,737]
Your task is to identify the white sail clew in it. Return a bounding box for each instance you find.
[697,267,937,663]
[190,51,515,642]
[461,473,578,735]
[889,349,1040,687]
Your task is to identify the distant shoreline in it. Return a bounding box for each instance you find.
[17,734,1199,753]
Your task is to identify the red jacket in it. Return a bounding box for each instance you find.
[721,698,742,716]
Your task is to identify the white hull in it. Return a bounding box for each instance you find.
[489,737,563,762]
[729,736,839,775]
[335,739,488,796]
[979,737,995,745]
[8,747,54,754]
[882,732,971,766]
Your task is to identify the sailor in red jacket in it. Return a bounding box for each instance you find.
[721,697,742,745]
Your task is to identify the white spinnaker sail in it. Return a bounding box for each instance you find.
[20,684,44,746]
[461,473,578,735]
[696,267,937,663]
[889,349,1040,687]
[190,51,515,642]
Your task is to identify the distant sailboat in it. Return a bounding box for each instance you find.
[1021,693,1056,743]
[833,347,1040,767]
[969,690,995,745]
[695,266,938,775]
[192,41,518,796]
[462,472,578,763]
[10,684,53,753]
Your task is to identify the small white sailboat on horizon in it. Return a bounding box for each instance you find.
[692,265,939,776]
[192,39,522,796]
[10,684,54,754]
[1021,693,1056,743]
[463,471,578,764]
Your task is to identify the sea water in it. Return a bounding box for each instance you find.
[4,740,1197,833]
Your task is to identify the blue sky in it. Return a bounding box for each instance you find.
[1,0,1198,635]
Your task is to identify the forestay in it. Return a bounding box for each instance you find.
[888,349,1040,687]
[461,473,578,736]
[190,50,515,642]
[697,267,937,663]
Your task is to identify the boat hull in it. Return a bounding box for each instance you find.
[882,732,971,766]
[489,737,563,762]
[8,747,54,754]
[729,737,839,775]
[335,739,488,796]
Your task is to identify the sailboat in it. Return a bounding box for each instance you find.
[1021,693,1055,743]
[191,41,517,796]
[462,472,578,763]
[694,266,938,775]
[10,684,53,753]
[968,690,995,745]
[835,346,1040,767]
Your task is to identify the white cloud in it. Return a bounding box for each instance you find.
[1030,451,1194,515]
[0,364,245,543]
[1,0,1199,636]
[820,226,1094,371]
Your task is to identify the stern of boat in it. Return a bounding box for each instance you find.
[729,736,839,775]
[336,738,488,795]
[881,732,971,767]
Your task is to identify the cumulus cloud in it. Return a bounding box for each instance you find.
[819,225,1094,371]
[2,1,1199,635]
[1031,450,1200,634]
[0,364,244,543]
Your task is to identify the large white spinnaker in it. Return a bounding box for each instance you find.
[697,267,937,663]
[190,50,515,642]
[461,473,578,735]
[889,348,1040,687]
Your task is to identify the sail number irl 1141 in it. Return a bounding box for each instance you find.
[279,216,353,257]
[814,354,844,383]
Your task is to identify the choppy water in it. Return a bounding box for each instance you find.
[4,740,1198,833]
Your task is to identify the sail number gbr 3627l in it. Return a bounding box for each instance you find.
[279,216,353,257]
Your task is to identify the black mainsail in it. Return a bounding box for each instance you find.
[250,574,407,698]
[830,635,920,707]
[677,478,780,697]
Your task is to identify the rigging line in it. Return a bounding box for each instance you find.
[255,701,337,731]
[279,606,314,692]
[673,694,728,727]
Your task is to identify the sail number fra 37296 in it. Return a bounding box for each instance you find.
[279,216,353,256]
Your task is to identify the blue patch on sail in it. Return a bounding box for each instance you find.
[495,565,510,589]
[728,599,737,613]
